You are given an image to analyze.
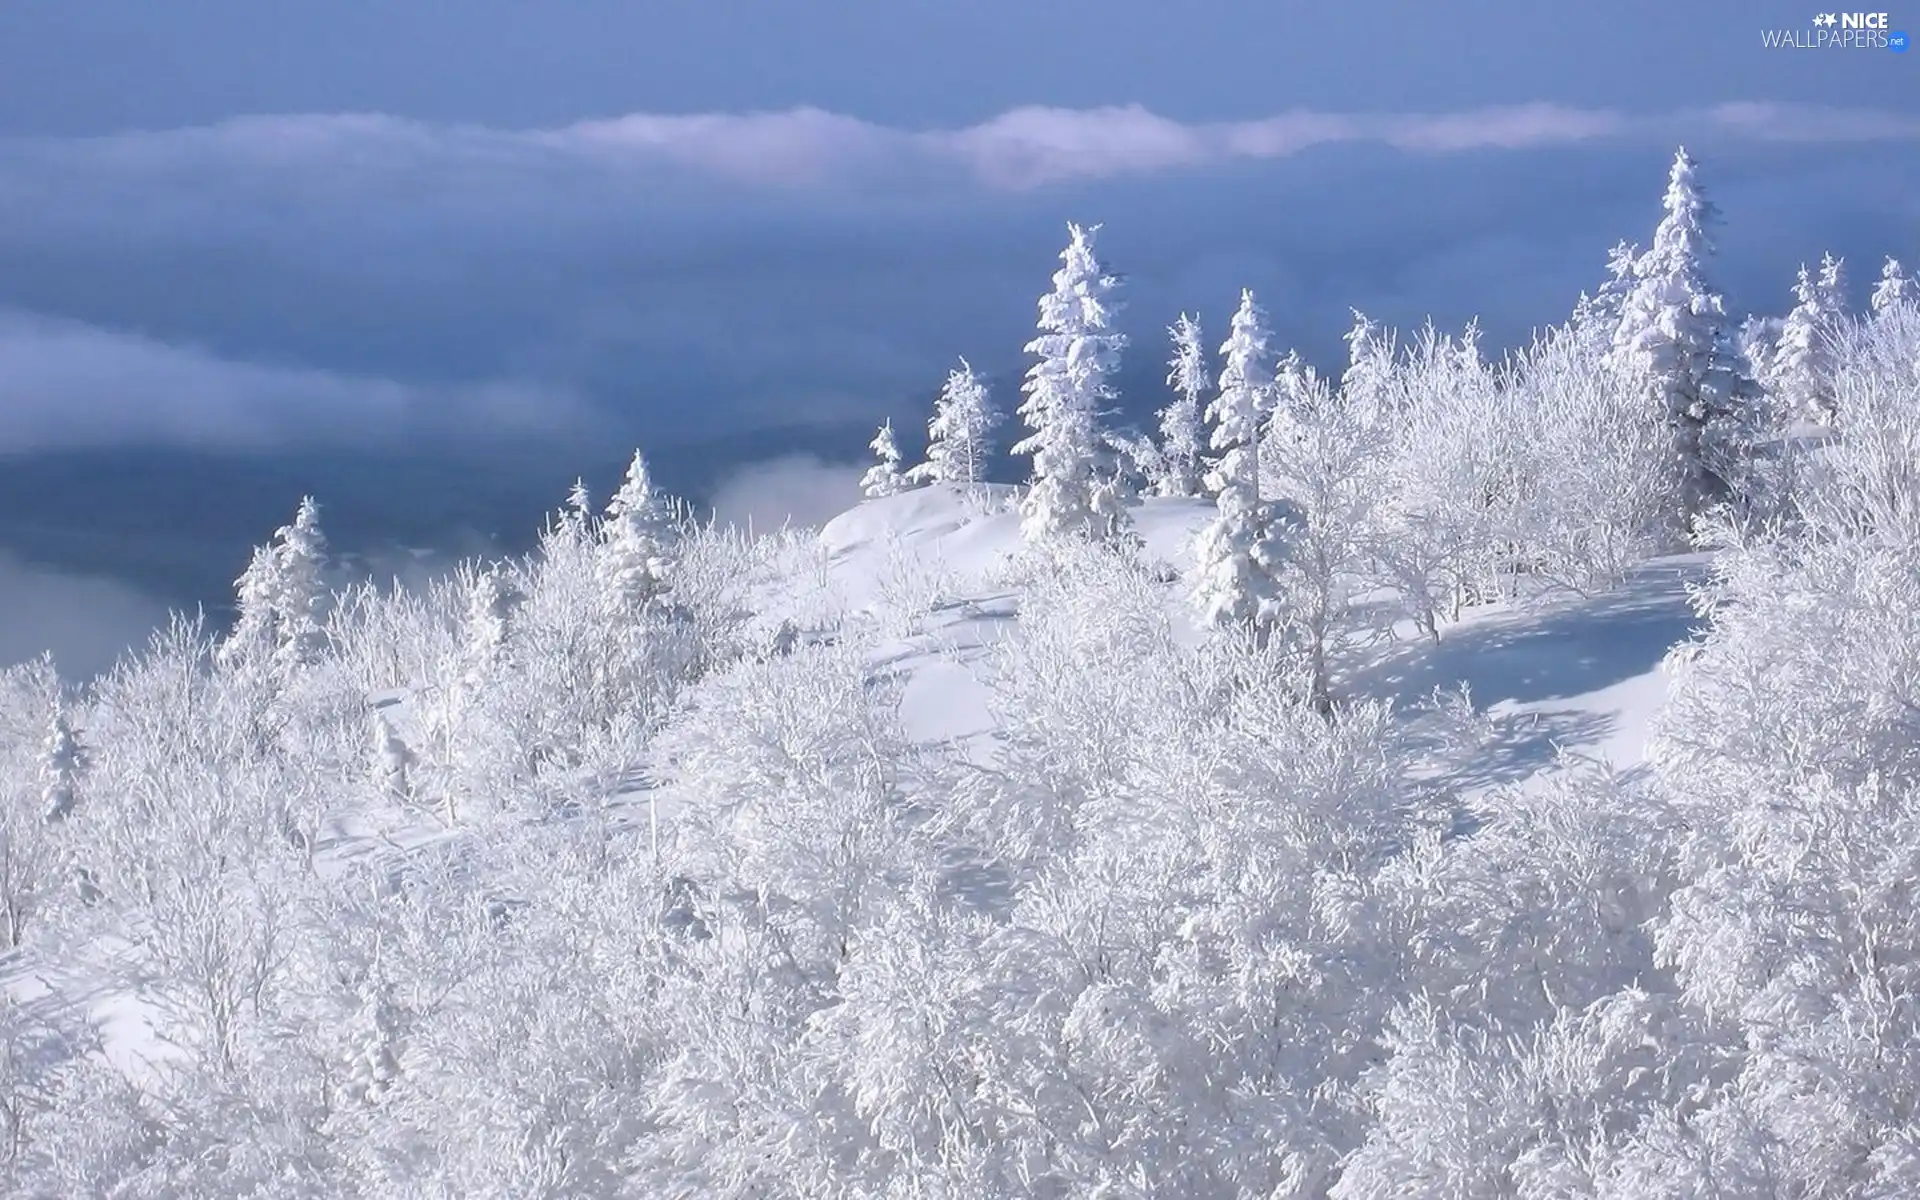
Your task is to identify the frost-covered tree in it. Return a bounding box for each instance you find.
[1155,312,1210,497]
[908,359,999,487]
[1014,223,1130,544]
[598,449,677,615]
[1373,323,1512,635]
[1266,361,1389,713]
[1612,148,1757,517]
[272,496,328,673]
[1191,290,1288,641]
[1770,256,1848,425]
[860,420,910,498]
[1570,240,1641,354]
[1341,309,1398,417]
[1737,314,1783,390]
[370,710,415,800]
[558,477,595,545]
[1872,256,1911,314]
[213,496,329,675]
[0,660,69,951]
[39,702,79,824]
[459,562,515,689]
[1634,306,1920,1196]
[216,544,281,669]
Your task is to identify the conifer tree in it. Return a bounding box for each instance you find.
[598,449,677,615]
[1871,256,1910,315]
[908,359,999,486]
[1610,147,1758,516]
[1014,223,1130,543]
[1771,257,1847,424]
[40,701,80,823]
[1155,313,1210,497]
[860,421,909,498]
[271,496,328,673]
[215,496,329,674]
[1191,290,1288,641]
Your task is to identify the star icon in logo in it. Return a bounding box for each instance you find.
[1813,12,1838,25]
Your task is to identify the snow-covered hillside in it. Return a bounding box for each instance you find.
[821,485,1701,787]
[1,181,1917,1195]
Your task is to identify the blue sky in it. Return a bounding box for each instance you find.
[0,0,1915,673]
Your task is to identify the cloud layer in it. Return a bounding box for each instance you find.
[0,551,169,679]
[707,454,870,533]
[0,101,1914,464]
[0,311,594,454]
[15,101,1920,193]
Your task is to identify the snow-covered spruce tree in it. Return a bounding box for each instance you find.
[210,495,330,682]
[1872,256,1911,315]
[558,477,595,545]
[1611,147,1760,519]
[1341,309,1398,418]
[860,420,910,498]
[39,700,80,824]
[216,543,281,670]
[460,562,516,689]
[907,359,999,487]
[1770,254,1848,424]
[1155,312,1210,497]
[598,448,677,618]
[1014,222,1131,544]
[1568,241,1641,356]
[271,495,328,673]
[1191,289,1288,646]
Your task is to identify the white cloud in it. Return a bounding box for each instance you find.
[706,454,868,533]
[0,101,1912,461]
[13,101,1919,195]
[0,551,170,680]
[0,311,596,454]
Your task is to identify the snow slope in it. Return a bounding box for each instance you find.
[817,485,1703,792]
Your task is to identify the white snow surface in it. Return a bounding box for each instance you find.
[819,484,1699,784]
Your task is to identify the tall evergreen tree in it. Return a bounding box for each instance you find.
[1871,256,1910,315]
[271,496,328,673]
[1610,147,1757,516]
[861,421,909,498]
[1155,313,1210,497]
[908,359,1000,486]
[1341,309,1398,418]
[1771,257,1847,424]
[218,544,282,669]
[217,496,329,673]
[1191,290,1288,642]
[599,449,677,615]
[1014,223,1130,544]
[40,700,80,823]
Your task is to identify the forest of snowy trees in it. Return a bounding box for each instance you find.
[1,146,1918,1196]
